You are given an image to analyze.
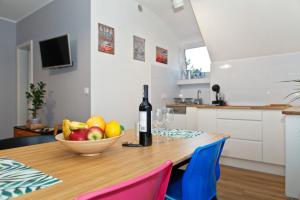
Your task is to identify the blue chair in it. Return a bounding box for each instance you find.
[166,138,226,200]
[216,138,227,181]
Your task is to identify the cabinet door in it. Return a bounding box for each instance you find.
[217,119,262,141]
[198,109,217,133]
[186,107,198,130]
[222,139,263,161]
[285,115,300,198]
[168,114,186,129]
[262,111,285,165]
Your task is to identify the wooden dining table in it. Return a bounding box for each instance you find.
[0,130,228,200]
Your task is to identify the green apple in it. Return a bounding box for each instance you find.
[87,126,104,140]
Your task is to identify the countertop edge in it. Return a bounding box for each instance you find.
[282,107,300,115]
[166,104,291,111]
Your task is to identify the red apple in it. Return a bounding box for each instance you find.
[69,128,88,141]
[87,126,104,140]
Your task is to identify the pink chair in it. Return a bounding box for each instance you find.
[76,161,173,200]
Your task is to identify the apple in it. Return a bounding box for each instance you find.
[69,128,88,141]
[87,126,104,140]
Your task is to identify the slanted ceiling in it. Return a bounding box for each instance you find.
[191,0,300,61]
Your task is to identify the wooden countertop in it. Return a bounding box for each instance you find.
[167,104,291,110]
[0,130,229,200]
[282,106,300,115]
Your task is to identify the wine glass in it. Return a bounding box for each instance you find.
[153,109,164,129]
[164,108,175,129]
[152,109,164,144]
[162,108,174,141]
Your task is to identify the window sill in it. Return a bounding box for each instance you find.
[177,78,210,86]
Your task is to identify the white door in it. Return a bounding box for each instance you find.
[17,41,33,125]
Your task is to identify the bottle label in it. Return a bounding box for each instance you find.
[139,111,147,132]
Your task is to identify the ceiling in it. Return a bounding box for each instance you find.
[0,0,53,22]
[0,0,202,45]
[191,0,300,61]
[138,0,203,45]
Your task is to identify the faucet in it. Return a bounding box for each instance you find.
[195,89,202,104]
[197,89,201,100]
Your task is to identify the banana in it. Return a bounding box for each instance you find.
[62,119,71,139]
[69,121,88,131]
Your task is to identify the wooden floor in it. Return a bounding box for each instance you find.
[217,165,288,200]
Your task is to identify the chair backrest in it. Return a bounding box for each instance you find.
[182,138,225,200]
[0,135,56,150]
[216,137,228,181]
[76,160,173,200]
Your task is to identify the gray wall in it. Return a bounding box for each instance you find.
[17,0,91,126]
[0,19,17,139]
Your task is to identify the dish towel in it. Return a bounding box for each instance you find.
[0,157,61,200]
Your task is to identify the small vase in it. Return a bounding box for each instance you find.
[30,118,41,124]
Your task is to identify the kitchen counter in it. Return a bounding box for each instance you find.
[167,104,291,110]
[282,106,300,115]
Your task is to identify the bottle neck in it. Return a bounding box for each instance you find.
[143,97,149,102]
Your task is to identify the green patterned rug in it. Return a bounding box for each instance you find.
[152,128,205,138]
[0,158,61,200]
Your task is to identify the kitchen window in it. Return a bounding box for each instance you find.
[185,46,211,72]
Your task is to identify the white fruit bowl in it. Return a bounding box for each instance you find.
[55,133,123,156]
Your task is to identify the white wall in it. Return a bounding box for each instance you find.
[91,0,181,128]
[211,52,300,105]
[178,84,211,104]
[0,19,16,139]
[190,0,300,105]
[17,0,91,126]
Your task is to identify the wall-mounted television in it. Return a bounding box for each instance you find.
[39,34,72,68]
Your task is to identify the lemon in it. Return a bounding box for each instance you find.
[105,121,121,138]
[86,116,106,131]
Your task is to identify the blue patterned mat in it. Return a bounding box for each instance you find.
[152,128,205,138]
[0,158,61,200]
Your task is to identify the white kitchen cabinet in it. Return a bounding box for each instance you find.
[217,109,262,120]
[285,115,300,198]
[168,114,187,129]
[186,107,198,130]
[217,119,262,141]
[262,111,285,165]
[198,109,217,133]
[222,139,263,161]
[196,108,285,166]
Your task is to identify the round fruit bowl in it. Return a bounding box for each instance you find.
[55,133,123,156]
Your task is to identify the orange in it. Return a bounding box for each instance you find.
[86,116,106,131]
[105,121,121,138]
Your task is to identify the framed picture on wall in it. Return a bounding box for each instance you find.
[133,36,145,62]
[98,23,114,54]
[156,46,168,64]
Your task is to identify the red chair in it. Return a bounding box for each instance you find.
[75,161,173,200]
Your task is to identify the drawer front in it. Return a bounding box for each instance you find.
[217,119,262,141]
[217,109,262,120]
[222,139,263,161]
[198,109,217,133]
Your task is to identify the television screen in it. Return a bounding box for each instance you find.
[39,34,72,68]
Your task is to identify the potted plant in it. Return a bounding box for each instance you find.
[284,79,300,102]
[26,81,46,124]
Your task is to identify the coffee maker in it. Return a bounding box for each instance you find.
[212,84,226,106]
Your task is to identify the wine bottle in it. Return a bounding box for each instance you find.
[139,85,152,146]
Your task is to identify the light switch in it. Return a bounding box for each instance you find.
[84,87,89,95]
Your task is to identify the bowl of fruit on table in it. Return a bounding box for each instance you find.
[55,116,124,156]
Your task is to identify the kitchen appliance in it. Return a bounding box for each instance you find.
[212,84,226,106]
